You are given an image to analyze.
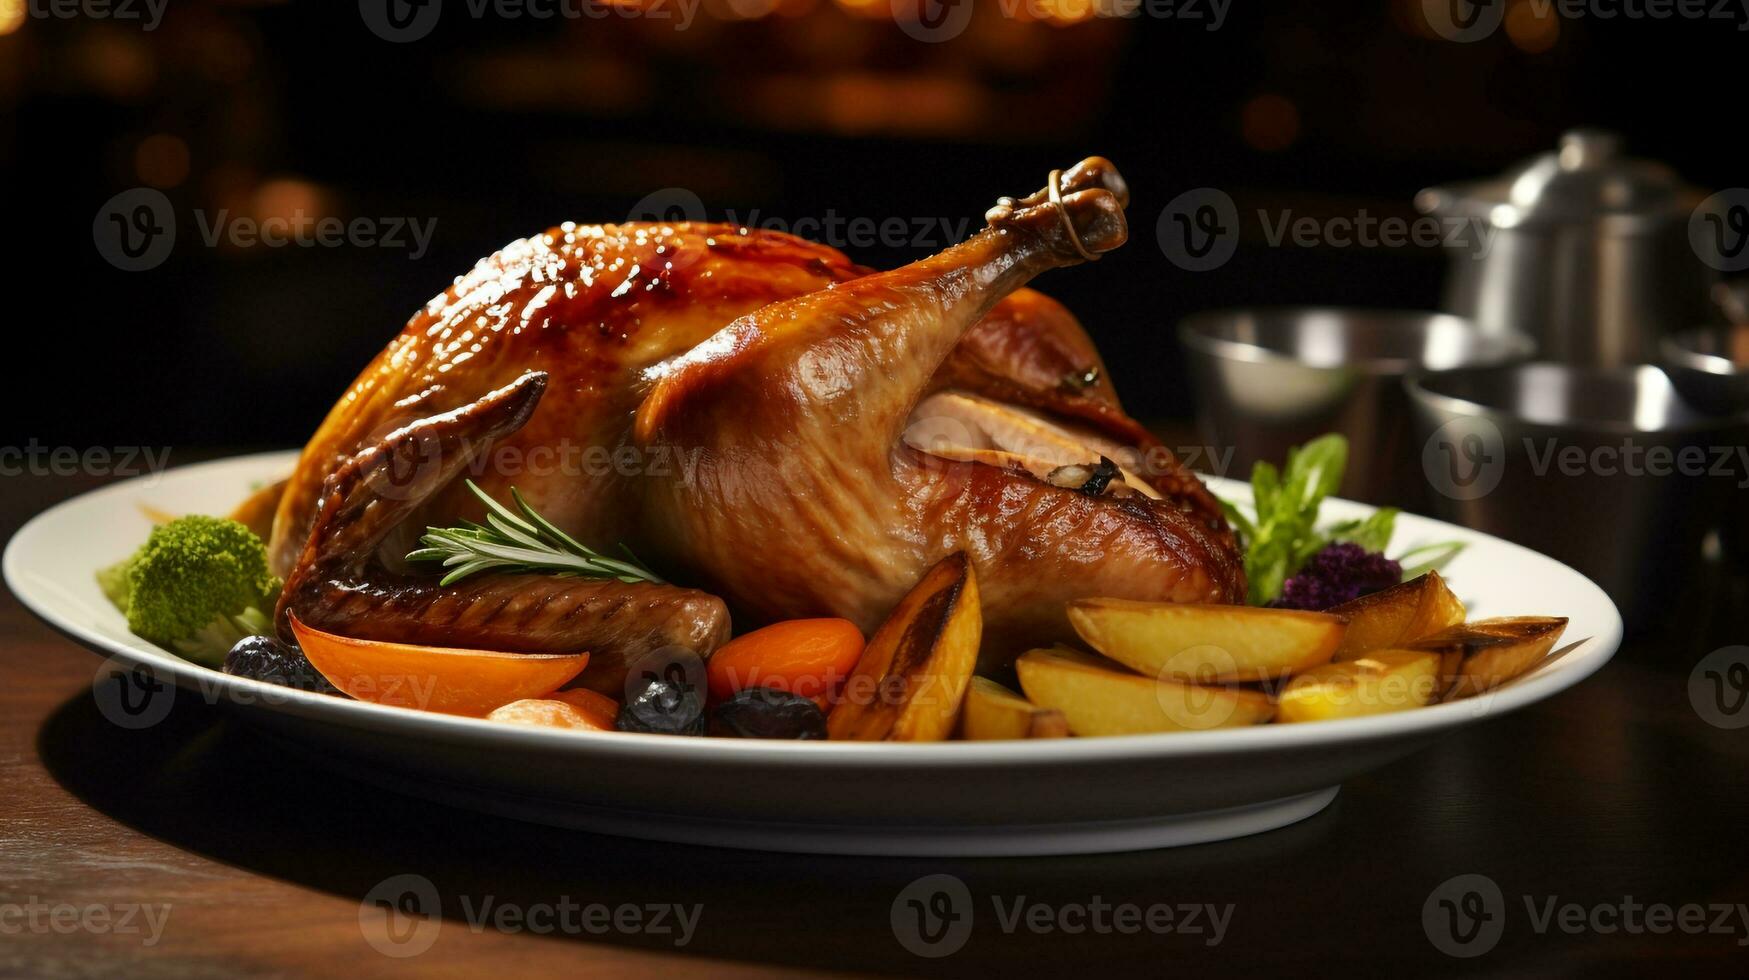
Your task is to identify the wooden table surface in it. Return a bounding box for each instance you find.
[4,458,1748,978]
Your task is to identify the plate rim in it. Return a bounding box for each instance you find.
[4,450,1623,767]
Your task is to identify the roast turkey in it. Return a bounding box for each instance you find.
[267,157,1244,684]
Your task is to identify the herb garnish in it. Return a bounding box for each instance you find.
[408,481,663,587]
[1219,435,1463,606]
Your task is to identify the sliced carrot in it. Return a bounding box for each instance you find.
[706,618,865,704]
[289,614,588,717]
[487,698,614,732]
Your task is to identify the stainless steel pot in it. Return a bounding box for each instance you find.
[1417,129,1717,367]
[1179,308,1532,509]
[1407,363,1747,628]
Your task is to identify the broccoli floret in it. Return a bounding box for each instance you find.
[113,515,282,667]
[97,555,135,611]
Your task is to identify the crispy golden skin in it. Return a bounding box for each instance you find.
[271,159,1242,676]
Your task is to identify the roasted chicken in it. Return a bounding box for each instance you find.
[267,158,1244,684]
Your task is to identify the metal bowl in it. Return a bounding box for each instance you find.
[1407,363,1747,627]
[1661,325,1749,416]
[1179,308,1533,508]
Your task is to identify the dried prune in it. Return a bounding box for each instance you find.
[223,635,339,694]
[616,658,707,736]
[712,687,827,740]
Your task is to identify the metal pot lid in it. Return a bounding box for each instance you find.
[1415,129,1702,230]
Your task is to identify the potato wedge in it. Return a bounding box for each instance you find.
[1067,599,1344,682]
[1403,616,1568,699]
[1329,571,1466,660]
[961,677,1069,740]
[1276,650,1441,723]
[827,552,980,741]
[1016,647,1274,736]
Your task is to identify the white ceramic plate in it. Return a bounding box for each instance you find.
[5,451,1621,856]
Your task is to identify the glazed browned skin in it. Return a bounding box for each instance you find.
[273,157,1242,677]
[268,223,870,577]
[276,372,731,691]
[633,160,1240,662]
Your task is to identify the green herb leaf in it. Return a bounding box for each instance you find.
[1220,435,1354,606]
[1396,540,1468,581]
[1326,508,1399,554]
[407,481,664,587]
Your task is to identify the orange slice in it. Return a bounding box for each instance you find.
[289,614,588,717]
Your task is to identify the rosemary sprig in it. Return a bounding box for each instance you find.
[407,481,664,587]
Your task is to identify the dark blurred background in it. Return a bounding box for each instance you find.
[4,0,1740,447]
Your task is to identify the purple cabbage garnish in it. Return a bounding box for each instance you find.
[1270,542,1402,612]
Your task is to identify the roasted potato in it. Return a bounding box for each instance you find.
[1276,650,1442,723]
[1015,647,1274,736]
[1403,616,1568,698]
[960,676,1069,740]
[1329,571,1466,660]
[826,552,980,742]
[1066,599,1344,682]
